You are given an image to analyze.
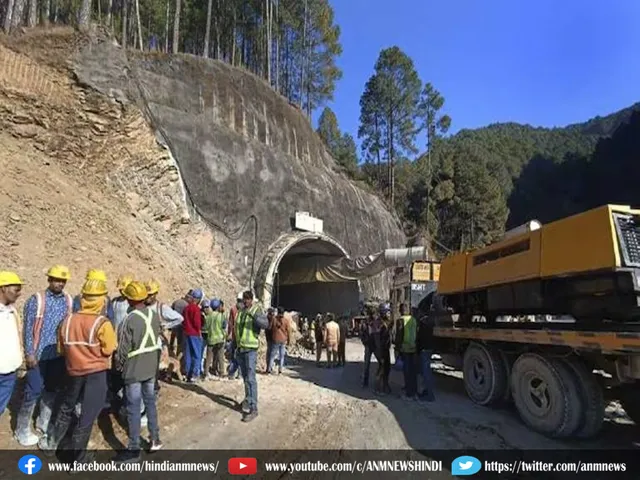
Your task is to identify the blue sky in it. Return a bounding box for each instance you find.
[316,0,640,151]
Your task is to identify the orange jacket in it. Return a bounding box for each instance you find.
[58,313,116,376]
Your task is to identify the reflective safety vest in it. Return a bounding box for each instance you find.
[235,304,261,350]
[33,291,72,353]
[127,309,162,359]
[62,313,110,376]
[208,312,226,345]
[401,315,417,353]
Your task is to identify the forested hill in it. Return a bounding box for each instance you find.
[446,102,640,209]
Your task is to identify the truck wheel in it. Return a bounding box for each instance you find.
[511,353,582,438]
[463,342,509,406]
[560,356,604,438]
[619,387,640,425]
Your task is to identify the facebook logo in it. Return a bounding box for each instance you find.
[451,455,482,476]
[18,455,43,475]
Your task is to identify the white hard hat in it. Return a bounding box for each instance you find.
[237,291,244,300]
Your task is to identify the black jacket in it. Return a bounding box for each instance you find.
[416,315,435,352]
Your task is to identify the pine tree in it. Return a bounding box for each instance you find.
[357,46,421,206]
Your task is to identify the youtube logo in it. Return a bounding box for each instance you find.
[228,457,258,475]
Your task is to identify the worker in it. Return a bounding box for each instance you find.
[182,288,204,383]
[265,308,275,374]
[226,293,243,380]
[0,272,24,418]
[199,299,211,376]
[235,290,268,422]
[72,269,114,319]
[15,265,73,446]
[104,274,134,415]
[203,299,227,380]
[269,307,290,374]
[111,274,134,330]
[38,278,117,464]
[169,291,191,358]
[375,303,392,395]
[324,313,340,368]
[114,281,163,463]
[145,279,183,396]
[314,313,325,367]
[417,309,436,402]
[395,303,418,399]
[360,307,377,387]
[337,312,348,367]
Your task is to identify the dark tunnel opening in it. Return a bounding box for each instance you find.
[271,238,360,319]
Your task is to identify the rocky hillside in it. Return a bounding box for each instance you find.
[69,31,405,300]
[0,27,240,304]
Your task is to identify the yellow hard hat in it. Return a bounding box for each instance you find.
[85,269,108,283]
[47,265,71,281]
[81,279,109,296]
[146,279,160,295]
[122,281,148,302]
[116,274,134,291]
[0,271,24,287]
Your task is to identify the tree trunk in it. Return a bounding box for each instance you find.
[3,0,15,31]
[299,0,307,108]
[274,0,279,92]
[10,0,26,29]
[203,0,212,57]
[107,0,112,26]
[164,0,170,52]
[214,0,220,59]
[266,0,272,84]
[121,0,128,48]
[27,0,36,27]
[77,0,91,30]
[97,0,102,23]
[42,0,50,25]
[172,0,181,54]
[135,0,143,50]
[231,5,236,66]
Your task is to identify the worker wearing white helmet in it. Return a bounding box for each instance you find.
[0,272,24,418]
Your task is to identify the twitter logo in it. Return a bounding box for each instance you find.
[451,456,482,476]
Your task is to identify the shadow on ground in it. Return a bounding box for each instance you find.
[283,341,639,452]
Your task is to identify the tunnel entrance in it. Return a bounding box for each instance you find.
[255,233,360,319]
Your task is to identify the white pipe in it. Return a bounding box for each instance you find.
[383,247,429,267]
[503,220,542,240]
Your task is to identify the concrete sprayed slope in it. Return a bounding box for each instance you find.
[73,40,405,298]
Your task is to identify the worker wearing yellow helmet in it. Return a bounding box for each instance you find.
[114,282,164,461]
[15,265,73,446]
[0,272,24,419]
[72,269,114,321]
[38,277,116,461]
[111,274,134,331]
[145,280,184,331]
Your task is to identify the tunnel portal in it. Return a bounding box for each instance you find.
[255,232,360,319]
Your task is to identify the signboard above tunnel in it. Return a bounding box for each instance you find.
[293,212,324,234]
[411,261,441,282]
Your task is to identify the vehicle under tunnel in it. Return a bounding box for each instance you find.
[271,238,360,318]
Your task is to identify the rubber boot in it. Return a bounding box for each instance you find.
[70,425,93,465]
[36,392,55,434]
[38,416,69,457]
[14,402,39,446]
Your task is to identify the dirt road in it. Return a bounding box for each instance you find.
[1,338,637,454]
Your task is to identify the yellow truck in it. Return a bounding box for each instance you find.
[420,205,640,439]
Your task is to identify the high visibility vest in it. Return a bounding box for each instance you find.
[33,291,72,353]
[401,315,417,353]
[235,305,260,350]
[62,313,110,376]
[127,309,162,359]
[209,311,226,345]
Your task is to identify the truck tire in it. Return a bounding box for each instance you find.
[560,356,604,438]
[463,342,509,406]
[619,387,640,425]
[511,353,582,438]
